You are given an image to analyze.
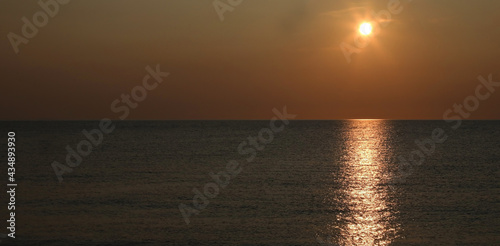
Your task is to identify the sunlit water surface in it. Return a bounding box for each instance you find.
[1,120,499,245]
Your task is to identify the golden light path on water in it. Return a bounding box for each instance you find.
[337,120,399,245]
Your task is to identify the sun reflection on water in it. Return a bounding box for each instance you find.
[328,120,399,246]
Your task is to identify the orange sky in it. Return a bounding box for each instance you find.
[1,0,499,120]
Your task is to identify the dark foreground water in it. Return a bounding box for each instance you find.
[0,120,499,245]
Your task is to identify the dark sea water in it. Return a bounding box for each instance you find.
[0,120,499,245]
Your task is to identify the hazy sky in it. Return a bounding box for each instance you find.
[1,0,499,120]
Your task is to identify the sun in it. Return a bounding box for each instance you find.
[359,22,373,36]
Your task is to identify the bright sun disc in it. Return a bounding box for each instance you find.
[359,22,373,36]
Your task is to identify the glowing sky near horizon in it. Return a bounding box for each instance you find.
[0,0,499,120]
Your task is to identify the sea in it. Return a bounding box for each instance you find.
[0,120,498,245]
